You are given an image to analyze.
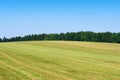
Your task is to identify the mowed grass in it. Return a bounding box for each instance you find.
[0,41,120,80]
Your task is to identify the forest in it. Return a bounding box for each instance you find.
[0,31,120,43]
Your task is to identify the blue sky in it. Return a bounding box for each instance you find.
[0,0,120,38]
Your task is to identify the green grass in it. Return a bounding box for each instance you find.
[0,41,120,80]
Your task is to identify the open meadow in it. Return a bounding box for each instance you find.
[0,41,120,80]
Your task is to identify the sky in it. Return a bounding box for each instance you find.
[0,0,120,38]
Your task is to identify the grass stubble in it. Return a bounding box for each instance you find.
[0,41,120,80]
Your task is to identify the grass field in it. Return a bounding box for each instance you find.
[0,41,120,80]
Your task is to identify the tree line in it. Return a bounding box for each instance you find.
[0,31,120,43]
